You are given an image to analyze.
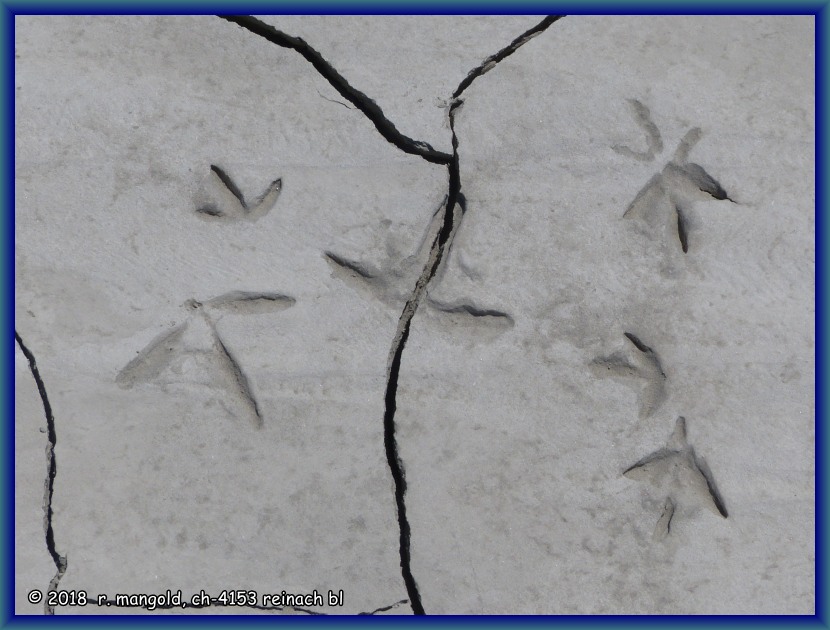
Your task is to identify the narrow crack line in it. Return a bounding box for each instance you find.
[358,599,410,615]
[217,15,453,165]
[317,89,354,110]
[15,331,67,615]
[452,15,566,99]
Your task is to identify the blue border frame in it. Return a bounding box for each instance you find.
[5,2,825,626]
[0,1,827,13]
[817,2,826,626]
[4,1,14,627]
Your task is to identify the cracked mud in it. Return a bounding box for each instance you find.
[14,14,815,616]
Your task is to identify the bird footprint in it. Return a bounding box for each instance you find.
[324,198,514,333]
[117,291,295,428]
[591,332,667,419]
[624,416,728,539]
[617,100,734,253]
[197,165,282,222]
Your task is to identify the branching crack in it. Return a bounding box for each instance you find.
[217,15,453,165]
[379,17,565,614]
[15,331,67,615]
[212,14,566,616]
[381,98,464,615]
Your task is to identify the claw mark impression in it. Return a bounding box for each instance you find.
[205,291,296,315]
[116,323,188,388]
[591,332,667,419]
[197,164,282,221]
[612,99,664,162]
[624,416,728,538]
[426,297,514,330]
[652,496,675,541]
[209,321,264,429]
